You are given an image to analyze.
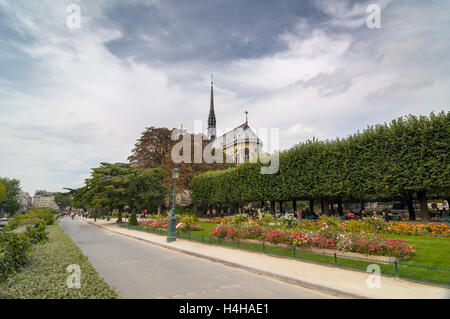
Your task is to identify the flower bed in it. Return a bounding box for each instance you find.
[139,219,203,233]
[209,225,415,259]
[290,232,336,249]
[387,222,450,237]
[140,220,169,229]
[204,214,450,237]
[339,235,415,258]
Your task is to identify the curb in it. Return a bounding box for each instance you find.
[81,219,365,299]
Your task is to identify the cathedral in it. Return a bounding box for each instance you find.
[206,78,262,164]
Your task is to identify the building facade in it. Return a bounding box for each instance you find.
[33,190,58,210]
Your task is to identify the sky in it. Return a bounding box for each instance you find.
[0,0,449,194]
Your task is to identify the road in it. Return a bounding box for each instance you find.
[59,218,335,299]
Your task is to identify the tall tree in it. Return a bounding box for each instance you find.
[128,127,231,191]
[0,177,20,215]
[126,168,169,213]
[128,127,174,169]
[54,192,72,210]
[87,163,136,223]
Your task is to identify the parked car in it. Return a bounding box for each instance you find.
[0,217,9,228]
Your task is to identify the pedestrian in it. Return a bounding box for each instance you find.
[125,212,129,221]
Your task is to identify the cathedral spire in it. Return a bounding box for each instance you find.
[207,75,216,140]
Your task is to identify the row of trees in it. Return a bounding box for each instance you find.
[190,112,450,220]
[0,177,21,215]
[69,163,169,222]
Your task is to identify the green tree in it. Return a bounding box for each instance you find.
[86,163,136,223]
[0,183,6,204]
[126,168,169,213]
[129,212,138,225]
[0,177,21,215]
[76,163,169,222]
[54,192,72,210]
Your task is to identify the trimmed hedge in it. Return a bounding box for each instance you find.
[129,212,138,225]
[3,207,55,232]
[191,112,450,220]
[0,224,118,299]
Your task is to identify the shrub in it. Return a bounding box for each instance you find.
[129,212,138,225]
[140,220,169,229]
[262,229,290,244]
[210,225,237,238]
[237,225,264,239]
[230,214,249,226]
[25,223,48,245]
[25,208,54,225]
[289,232,336,249]
[3,208,54,232]
[0,231,31,282]
[340,235,415,258]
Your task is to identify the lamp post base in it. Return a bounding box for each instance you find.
[167,235,176,242]
[167,213,177,242]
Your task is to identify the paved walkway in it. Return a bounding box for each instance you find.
[78,217,450,299]
[60,217,336,299]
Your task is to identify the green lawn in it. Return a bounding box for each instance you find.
[0,224,118,299]
[197,221,218,235]
[380,233,450,268]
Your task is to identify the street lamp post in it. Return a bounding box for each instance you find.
[167,167,179,242]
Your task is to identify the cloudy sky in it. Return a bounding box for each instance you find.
[0,0,449,194]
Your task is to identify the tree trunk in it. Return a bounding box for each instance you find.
[261,201,265,209]
[279,201,283,214]
[404,192,415,221]
[417,191,429,221]
[309,199,314,213]
[270,201,275,214]
[360,198,365,211]
[292,200,297,212]
[117,206,124,223]
[337,199,343,216]
[157,204,161,215]
[322,199,330,216]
